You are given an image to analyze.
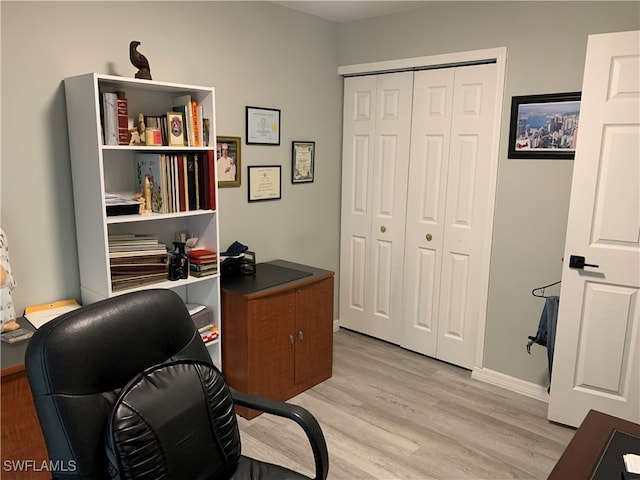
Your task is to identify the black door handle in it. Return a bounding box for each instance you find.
[569,255,599,270]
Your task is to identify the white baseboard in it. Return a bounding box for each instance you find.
[333,319,340,332]
[472,367,550,403]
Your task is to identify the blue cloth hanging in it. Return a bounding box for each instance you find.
[527,295,560,392]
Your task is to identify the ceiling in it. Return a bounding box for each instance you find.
[273,1,437,23]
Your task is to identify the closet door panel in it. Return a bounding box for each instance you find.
[401,68,454,355]
[340,76,377,334]
[437,63,498,369]
[340,72,413,344]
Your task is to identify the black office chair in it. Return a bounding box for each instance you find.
[25,289,329,480]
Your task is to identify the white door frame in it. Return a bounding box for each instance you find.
[338,47,507,370]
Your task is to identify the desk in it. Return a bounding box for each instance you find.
[222,260,334,419]
[548,409,640,479]
[1,319,49,479]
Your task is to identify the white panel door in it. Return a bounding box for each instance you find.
[436,64,498,369]
[340,72,413,343]
[401,68,455,356]
[401,64,498,370]
[548,30,640,427]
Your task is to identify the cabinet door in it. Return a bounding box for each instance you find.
[247,292,295,400]
[295,277,334,386]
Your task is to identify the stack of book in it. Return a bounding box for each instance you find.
[187,248,218,278]
[186,304,219,344]
[109,234,168,291]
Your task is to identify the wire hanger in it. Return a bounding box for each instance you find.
[531,280,561,298]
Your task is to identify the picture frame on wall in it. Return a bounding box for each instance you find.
[245,106,280,145]
[216,136,241,188]
[291,141,315,183]
[166,111,186,146]
[508,92,581,159]
[248,165,281,202]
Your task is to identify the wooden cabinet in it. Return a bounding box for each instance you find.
[63,73,222,366]
[221,261,334,419]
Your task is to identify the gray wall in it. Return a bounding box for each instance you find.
[2,1,638,390]
[1,1,342,316]
[337,1,640,386]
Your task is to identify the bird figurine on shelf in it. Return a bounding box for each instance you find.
[129,41,152,80]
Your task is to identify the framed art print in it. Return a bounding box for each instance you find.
[166,111,186,146]
[508,92,581,159]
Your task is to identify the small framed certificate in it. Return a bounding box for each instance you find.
[248,166,281,202]
[292,141,315,183]
[246,106,280,145]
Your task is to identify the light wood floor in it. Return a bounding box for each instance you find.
[237,328,575,479]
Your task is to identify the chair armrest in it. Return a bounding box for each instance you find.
[230,388,329,480]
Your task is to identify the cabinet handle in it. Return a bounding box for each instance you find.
[298,331,304,341]
[380,226,387,233]
[289,335,294,345]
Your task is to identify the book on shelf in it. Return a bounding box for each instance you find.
[135,153,165,213]
[190,262,218,272]
[186,154,197,210]
[116,91,129,145]
[1,328,34,344]
[102,92,118,145]
[191,100,200,147]
[203,118,211,147]
[176,154,187,212]
[189,268,217,278]
[188,248,218,261]
[105,193,141,216]
[110,252,168,264]
[206,150,217,210]
[111,272,168,292]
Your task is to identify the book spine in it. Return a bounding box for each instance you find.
[194,153,201,209]
[191,100,200,147]
[186,154,197,210]
[116,91,129,145]
[206,150,217,211]
[103,92,118,145]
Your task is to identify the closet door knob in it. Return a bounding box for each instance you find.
[289,335,294,345]
[298,331,304,341]
[380,226,387,233]
[426,233,432,241]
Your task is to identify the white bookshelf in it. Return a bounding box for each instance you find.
[64,73,221,367]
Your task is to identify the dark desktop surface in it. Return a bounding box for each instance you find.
[221,262,312,295]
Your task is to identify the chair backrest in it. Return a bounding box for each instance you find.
[25,289,241,479]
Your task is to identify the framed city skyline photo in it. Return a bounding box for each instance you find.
[508,92,581,159]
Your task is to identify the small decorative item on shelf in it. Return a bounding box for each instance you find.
[129,41,152,80]
[129,113,146,146]
[168,241,189,281]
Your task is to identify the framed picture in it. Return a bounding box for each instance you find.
[246,106,280,145]
[247,166,281,202]
[292,141,315,183]
[508,92,581,159]
[216,136,241,188]
[166,111,186,146]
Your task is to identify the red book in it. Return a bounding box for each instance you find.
[116,91,129,145]
[206,150,217,211]
[188,248,217,259]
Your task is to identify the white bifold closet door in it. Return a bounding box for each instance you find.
[339,64,497,370]
[401,64,498,369]
[339,71,413,345]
